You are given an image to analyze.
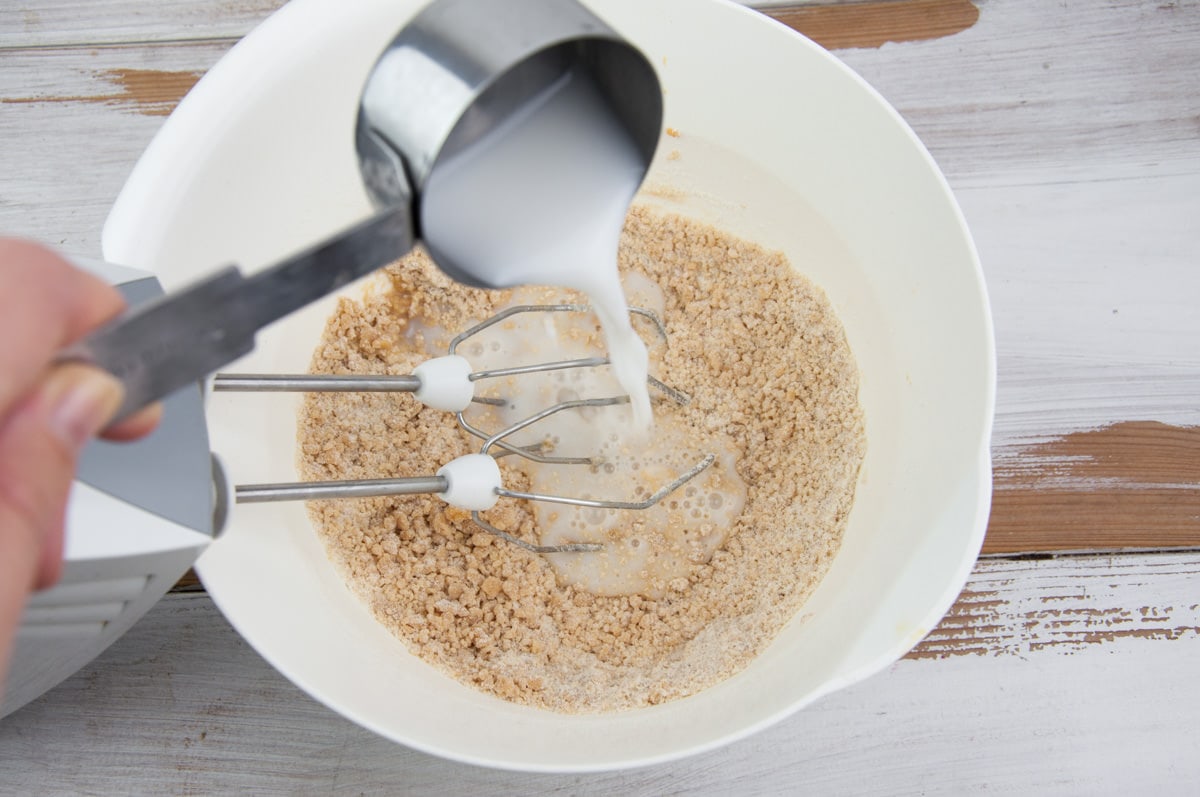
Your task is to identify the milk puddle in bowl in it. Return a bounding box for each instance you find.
[415,67,748,596]
[297,129,867,711]
[409,274,749,598]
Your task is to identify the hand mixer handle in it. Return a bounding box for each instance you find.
[61,208,414,422]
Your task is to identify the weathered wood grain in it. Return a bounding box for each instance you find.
[764,0,981,50]
[2,67,203,116]
[3,554,1198,793]
[987,422,1200,552]
[831,0,1200,177]
[0,41,235,253]
[0,0,286,48]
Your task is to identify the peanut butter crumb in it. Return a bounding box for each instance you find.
[298,205,865,713]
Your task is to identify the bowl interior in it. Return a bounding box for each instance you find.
[102,0,993,772]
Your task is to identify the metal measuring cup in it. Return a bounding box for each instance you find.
[357,0,662,286]
[66,0,663,420]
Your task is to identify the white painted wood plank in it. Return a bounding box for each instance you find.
[918,553,1200,657]
[0,553,1196,793]
[823,0,1200,446]
[960,167,1200,454]
[0,41,235,254]
[832,0,1200,180]
[0,1,285,48]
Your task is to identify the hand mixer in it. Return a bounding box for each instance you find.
[3,0,678,718]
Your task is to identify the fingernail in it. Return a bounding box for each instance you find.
[43,365,126,451]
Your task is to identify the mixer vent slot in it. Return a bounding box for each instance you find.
[19,575,150,639]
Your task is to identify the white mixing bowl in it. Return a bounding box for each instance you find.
[102,0,994,772]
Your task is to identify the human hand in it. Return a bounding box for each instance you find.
[0,238,162,689]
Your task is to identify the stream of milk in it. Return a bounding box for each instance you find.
[418,66,749,594]
[421,67,653,430]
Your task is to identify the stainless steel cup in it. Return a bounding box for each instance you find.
[356,0,663,287]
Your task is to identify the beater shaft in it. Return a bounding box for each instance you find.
[237,475,446,502]
[215,374,421,392]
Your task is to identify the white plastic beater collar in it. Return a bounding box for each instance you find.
[436,454,501,510]
[412,354,474,411]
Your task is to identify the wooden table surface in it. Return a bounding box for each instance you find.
[1,0,1198,793]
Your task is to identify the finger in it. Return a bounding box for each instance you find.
[101,401,164,442]
[0,239,125,415]
[0,364,125,590]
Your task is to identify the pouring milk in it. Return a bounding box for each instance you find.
[420,68,654,431]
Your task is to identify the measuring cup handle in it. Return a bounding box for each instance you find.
[60,208,415,423]
[60,265,256,423]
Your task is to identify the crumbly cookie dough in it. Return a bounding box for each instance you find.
[298,205,865,712]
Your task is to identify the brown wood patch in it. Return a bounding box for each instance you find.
[2,68,203,116]
[173,568,203,591]
[763,0,980,50]
[985,422,1200,553]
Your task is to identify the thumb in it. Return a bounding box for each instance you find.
[0,364,124,590]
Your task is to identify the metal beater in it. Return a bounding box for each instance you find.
[212,304,715,554]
